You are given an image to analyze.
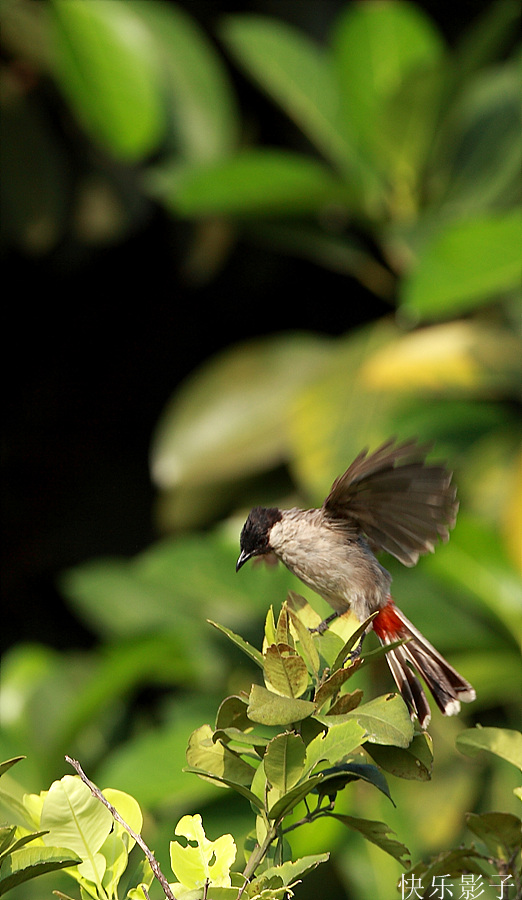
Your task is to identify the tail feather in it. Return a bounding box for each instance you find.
[374,603,476,729]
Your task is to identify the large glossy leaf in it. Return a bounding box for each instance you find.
[365,732,433,781]
[40,776,112,861]
[185,725,255,787]
[157,149,345,217]
[305,719,367,773]
[332,1,444,168]
[400,210,522,319]
[220,15,353,176]
[150,332,332,490]
[133,0,238,161]
[49,0,164,160]
[361,321,522,399]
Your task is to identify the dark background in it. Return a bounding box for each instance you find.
[1,0,494,654]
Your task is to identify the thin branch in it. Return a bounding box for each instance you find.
[65,755,177,900]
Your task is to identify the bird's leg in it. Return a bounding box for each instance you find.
[344,632,366,663]
[309,611,340,635]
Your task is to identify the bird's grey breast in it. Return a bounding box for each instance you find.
[269,508,391,616]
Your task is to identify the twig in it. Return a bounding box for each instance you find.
[65,755,177,900]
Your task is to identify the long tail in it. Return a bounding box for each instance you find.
[373,600,476,729]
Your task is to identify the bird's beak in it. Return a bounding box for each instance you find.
[236,549,251,572]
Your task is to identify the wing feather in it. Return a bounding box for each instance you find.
[323,438,458,566]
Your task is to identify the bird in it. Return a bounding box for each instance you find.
[236,437,476,729]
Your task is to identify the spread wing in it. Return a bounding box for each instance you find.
[323,438,458,567]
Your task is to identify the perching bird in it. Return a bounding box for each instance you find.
[236,438,475,729]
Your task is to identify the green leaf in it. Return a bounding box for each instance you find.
[0,758,25,779]
[0,830,49,860]
[329,813,410,865]
[287,607,320,678]
[264,643,309,699]
[209,621,264,669]
[220,15,353,176]
[155,149,345,218]
[333,1,444,165]
[314,664,362,708]
[315,762,394,805]
[150,332,331,490]
[215,695,252,733]
[465,812,522,863]
[316,694,414,748]
[0,845,81,895]
[40,775,112,865]
[456,726,522,770]
[133,0,238,161]
[400,210,522,319]
[267,775,325,822]
[263,733,306,793]
[182,768,263,812]
[247,685,315,727]
[186,725,256,787]
[365,731,433,781]
[49,0,164,160]
[438,62,522,214]
[305,719,367,773]
[170,814,236,891]
[260,853,329,888]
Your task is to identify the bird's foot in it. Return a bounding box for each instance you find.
[309,611,340,635]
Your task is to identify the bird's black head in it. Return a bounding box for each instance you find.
[236,506,282,572]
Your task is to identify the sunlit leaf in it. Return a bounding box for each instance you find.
[457,727,522,770]
[40,775,112,861]
[186,725,255,786]
[49,0,164,160]
[305,719,367,773]
[317,694,414,748]
[0,845,81,895]
[361,321,522,398]
[150,333,332,490]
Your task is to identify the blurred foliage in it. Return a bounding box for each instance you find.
[1,1,521,899]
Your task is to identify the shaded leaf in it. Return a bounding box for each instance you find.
[0,758,26,779]
[247,685,315,727]
[215,695,251,733]
[330,813,410,865]
[159,150,345,218]
[264,643,309,698]
[267,775,324,822]
[315,762,394,805]
[465,812,522,863]
[400,210,522,319]
[365,731,433,781]
[209,621,264,669]
[263,733,306,793]
[220,14,355,176]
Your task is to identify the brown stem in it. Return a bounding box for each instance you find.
[65,755,177,900]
